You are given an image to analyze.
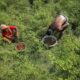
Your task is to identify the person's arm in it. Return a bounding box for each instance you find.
[57,31,63,40]
[62,22,69,28]
[57,26,68,40]
[13,28,19,38]
[5,35,13,40]
[15,28,19,37]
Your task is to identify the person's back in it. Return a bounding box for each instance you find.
[53,15,67,30]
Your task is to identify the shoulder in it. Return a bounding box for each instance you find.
[9,26,16,29]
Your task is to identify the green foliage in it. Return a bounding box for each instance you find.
[0,0,80,80]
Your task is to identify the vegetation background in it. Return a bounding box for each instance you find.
[0,0,80,80]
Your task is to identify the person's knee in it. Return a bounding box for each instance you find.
[3,37,7,41]
[3,37,11,43]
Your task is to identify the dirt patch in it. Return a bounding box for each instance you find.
[44,37,56,45]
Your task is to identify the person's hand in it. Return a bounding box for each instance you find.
[58,25,63,30]
[62,22,69,28]
[66,22,69,26]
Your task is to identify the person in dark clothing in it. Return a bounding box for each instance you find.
[46,15,69,40]
[43,0,49,3]
[29,0,34,5]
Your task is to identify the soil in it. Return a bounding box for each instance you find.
[44,37,56,45]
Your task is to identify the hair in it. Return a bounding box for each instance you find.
[0,24,8,30]
[1,24,7,27]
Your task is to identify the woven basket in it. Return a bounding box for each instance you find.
[42,35,57,48]
[15,42,25,52]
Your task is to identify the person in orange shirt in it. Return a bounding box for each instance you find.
[1,24,19,43]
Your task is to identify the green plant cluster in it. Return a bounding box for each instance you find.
[0,0,80,80]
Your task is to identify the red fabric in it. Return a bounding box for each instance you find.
[2,26,16,39]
